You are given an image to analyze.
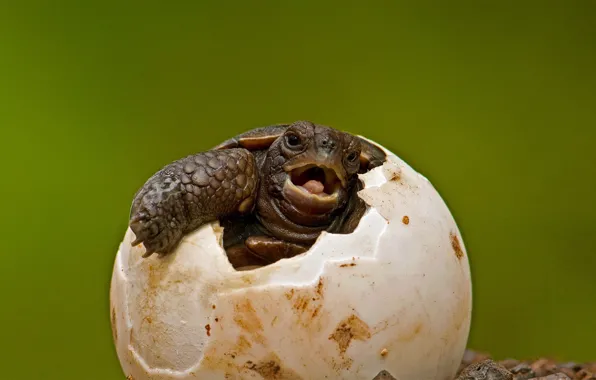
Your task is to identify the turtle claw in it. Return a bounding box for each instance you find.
[129,228,158,258]
[129,210,146,224]
[130,218,184,257]
[128,209,178,256]
[129,219,151,247]
[141,248,155,258]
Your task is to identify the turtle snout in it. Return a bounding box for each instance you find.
[316,134,338,154]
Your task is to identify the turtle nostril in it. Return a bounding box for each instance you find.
[320,139,336,150]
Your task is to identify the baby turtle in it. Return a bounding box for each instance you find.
[129,120,387,268]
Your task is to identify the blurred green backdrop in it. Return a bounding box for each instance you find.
[1,1,595,379]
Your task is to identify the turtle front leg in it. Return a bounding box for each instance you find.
[225,244,269,269]
[129,148,259,257]
[222,237,306,270]
[244,236,308,263]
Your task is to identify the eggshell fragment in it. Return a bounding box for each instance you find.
[110,142,472,380]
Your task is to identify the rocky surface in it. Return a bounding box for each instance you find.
[371,350,595,380]
[455,350,596,380]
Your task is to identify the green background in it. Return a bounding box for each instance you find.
[1,1,594,379]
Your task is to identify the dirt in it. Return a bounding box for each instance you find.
[455,350,596,380]
[369,350,595,380]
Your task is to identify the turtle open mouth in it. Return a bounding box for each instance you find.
[282,164,343,214]
[289,165,342,196]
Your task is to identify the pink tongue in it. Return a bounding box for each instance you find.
[301,180,325,194]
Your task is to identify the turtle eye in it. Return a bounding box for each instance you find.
[286,133,301,147]
[346,151,358,162]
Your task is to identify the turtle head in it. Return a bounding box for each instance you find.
[263,121,363,226]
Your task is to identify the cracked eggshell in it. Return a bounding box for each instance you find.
[110,140,472,380]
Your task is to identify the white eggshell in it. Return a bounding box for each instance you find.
[110,142,472,380]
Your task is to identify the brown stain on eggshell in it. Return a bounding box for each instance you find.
[233,299,266,345]
[329,314,371,354]
[284,277,327,329]
[111,307,118,342]
[385,163,402,182]
[311,306,322,319]
[245,352,303,380]
[138,262,168,334]
[402,215,410,225]
[292,294,311,313]
[236,335,252,352]
[200,334,256,377]
[284,289,295,300]
[450,232,464,259]
[315,278,324,297]
[147,263,159,291]
[329,356,355,373]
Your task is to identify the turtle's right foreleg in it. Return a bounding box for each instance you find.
[129,148,259,257]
